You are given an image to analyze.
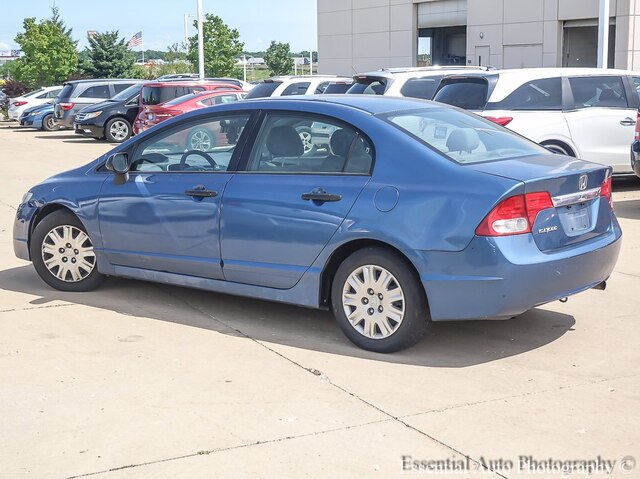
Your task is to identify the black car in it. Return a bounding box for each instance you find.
[73,83,142,143]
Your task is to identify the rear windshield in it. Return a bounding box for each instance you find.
[433,78,489,110]
[385,108,547,165]
[245,82,281,99]
[399,76,442,100]
[323,83,352,94]
[347,78,388,95]
[111,83,142,102]
[142,85,204,105]
[58,84,74,99]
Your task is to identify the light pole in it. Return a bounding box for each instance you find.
[184,13,194,50]
[597,0,610,68]
[197,0,205,79]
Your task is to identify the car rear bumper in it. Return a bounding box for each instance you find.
[631,141,640,178]
[418,221,622,321]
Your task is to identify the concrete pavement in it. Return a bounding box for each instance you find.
[0,123,639,478]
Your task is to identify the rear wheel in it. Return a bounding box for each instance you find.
[186,128,215,151]
[330,247,430,352]
[41,113,56,131]
[105,118,131,143]
[541,140,575,156]
[30,210,105,292]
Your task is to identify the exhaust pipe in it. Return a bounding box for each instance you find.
[592,280,607,291]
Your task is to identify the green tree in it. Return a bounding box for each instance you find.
[13,7,78,87]
[165,42,187,63]
[187,14,243,77]
[264,41,294,76]
[84,31,135,78]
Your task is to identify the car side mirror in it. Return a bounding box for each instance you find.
[105,153,130,174]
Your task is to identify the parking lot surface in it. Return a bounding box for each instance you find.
[1,123,639,478]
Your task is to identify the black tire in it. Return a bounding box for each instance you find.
[41,113,55,131]
[330,247,431,353]
[540,140,575,156]
[105,117,131,143]
[30,210,105,292]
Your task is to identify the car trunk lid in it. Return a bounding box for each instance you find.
[469,154,614,251]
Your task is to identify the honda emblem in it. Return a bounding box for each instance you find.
[578,174,588,191]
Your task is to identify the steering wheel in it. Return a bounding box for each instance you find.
[179,150,218,171]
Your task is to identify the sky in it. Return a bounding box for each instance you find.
[0,0,318,53]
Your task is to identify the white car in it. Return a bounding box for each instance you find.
[245,75,353,153]
[245,75,353,99]
[432,68,640,175]
[8,86,63,121]
[347,66,491,100]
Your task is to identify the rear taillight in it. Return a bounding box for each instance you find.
[635,111,640,140]
[13,101,28,107]
[59,102,74,111]
[476,192,553,236]
[484,116,513,127]
[600,175,613,211]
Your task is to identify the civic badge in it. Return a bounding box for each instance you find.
[578,174,588,191]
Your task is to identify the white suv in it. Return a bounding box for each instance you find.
[8,85,63,121]
[245,75,352,99]
[346,66,491,100]
[432,68,640,174]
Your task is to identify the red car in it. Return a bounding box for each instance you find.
[133,81,243,134]
[139,90,245,133]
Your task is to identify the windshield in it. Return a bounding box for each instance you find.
[111,83,142,102]
[22,88,45,98]
[245,82,280,99]
[385,108,547,165]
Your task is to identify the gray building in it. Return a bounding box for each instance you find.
[317,0,640,74]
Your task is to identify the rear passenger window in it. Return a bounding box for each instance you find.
[400,76,442,100]
[79,85,111,99]
[247,113,373,174]
[486,77,562,110]
[113,83,134,94]
[631,77,640,104]
[568,76,628,109]
[281,82,311,96]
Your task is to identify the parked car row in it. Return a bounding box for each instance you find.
[6,68,640,179]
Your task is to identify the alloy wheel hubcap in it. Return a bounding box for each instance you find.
[46,117,55,129]
[342,265,405,339]
[299,131,313,153]
[190,130,211,151]
[41,225,96,282]
[110,121,128,141]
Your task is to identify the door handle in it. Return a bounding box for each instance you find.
[301,188,342,203]
[620,117,636,126]
[185,185,218,198]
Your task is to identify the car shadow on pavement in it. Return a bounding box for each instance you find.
[614,199,640,220]
[0,265,576,368]
[34,134,87,140]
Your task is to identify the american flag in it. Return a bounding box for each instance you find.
[127,31,143,48]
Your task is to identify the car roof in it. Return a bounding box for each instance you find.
[142,81,239,87]
[354,66,491,80]
[64,79,141,85]
[245,94,440,115]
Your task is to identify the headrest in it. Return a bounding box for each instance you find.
[446,128,480,153]
[330,128,356,157]
[266,126,304,157]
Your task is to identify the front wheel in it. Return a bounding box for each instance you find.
[331,247,430,352]
[30,210,105,292]
[105,118,131,143]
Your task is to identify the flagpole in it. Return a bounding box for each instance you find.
[141,31,144,64]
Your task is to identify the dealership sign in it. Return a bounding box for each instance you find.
[0,50,21,57]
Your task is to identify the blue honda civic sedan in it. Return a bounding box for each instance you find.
[13,96,622,352]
